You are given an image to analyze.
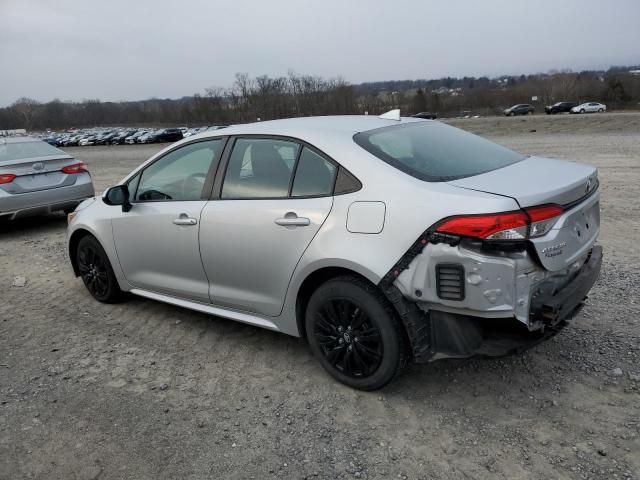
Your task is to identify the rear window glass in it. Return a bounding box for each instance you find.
[354,122,525,182]
[0,139,67,162]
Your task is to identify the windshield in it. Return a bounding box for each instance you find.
[353,121,526,182]
[0,139,67,162]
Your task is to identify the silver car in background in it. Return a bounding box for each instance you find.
[67,114,601,390]
[1,136,94,220]
[571,102,607,113]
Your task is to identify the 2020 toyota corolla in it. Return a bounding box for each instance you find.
[67,114,601,390]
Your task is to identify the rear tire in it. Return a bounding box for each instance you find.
[305,276,406,390]
[76,235,124,303]
[598,108,604,113]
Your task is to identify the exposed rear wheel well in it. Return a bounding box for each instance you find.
[68,229,93,276]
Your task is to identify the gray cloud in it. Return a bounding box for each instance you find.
[1,0,638,106]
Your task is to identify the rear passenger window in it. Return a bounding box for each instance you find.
[222,138,299,199]
[291,148,337,197]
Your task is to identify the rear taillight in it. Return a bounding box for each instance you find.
[436,204,563,241]
[62,163,88,174]
[0,174,16,185]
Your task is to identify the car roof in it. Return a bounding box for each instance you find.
[194,115,426,142]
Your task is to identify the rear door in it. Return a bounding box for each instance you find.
[199,137,337,316]
[110,138,225,302]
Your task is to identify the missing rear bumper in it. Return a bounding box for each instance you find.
[383,246,602,362]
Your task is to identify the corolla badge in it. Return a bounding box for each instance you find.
[542,242,567,258]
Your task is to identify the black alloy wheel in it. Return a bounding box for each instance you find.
[313,298,383,378]
[76,235,123,303]
[305,276,406,390]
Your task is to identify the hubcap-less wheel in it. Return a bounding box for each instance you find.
[305,276,406,390]
[75,235,124,303]
[313,299,383,378]
[78,244,109,298]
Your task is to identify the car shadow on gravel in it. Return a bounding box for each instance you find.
[0,213,68,236]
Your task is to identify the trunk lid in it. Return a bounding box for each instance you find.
[0,154,79,193]
[447,156,600,271]
[447,156,598,207]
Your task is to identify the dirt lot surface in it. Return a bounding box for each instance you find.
[1,113,639,479]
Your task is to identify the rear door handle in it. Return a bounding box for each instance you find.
[173,213,198,226]
[275,213,310,227]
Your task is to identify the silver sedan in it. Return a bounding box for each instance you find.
[67,114,601,389]
[1,136,94,220]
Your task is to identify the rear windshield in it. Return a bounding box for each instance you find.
[0,139,67,162]
[353,122,525,182]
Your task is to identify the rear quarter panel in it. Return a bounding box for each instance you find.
[281,152,521,329]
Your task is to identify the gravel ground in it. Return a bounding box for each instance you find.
[1,113,639,480]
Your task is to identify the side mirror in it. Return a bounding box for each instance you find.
[103,185,132,212]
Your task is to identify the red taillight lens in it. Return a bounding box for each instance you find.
[436,211,529,240]
[61,163,88,174]
[0,173,16,184]
[436,204,564,241]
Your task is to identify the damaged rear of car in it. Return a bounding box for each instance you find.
[355,121,602,363]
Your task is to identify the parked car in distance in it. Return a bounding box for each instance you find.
[152,128,184,143]
[126,131,148,144]
[411,112,437,120]
[1,136,94,220]
[112,130,137,145]
[545,102,577,114]
[504,104,535,116]
[137,131,160,144]
[67,114,601,390]
[571,102,607,114]
[78,135,97,146]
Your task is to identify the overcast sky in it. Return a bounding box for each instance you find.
[1,0,638,106]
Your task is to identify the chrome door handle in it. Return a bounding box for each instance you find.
[275,214,310,227]
[173,214,197,226]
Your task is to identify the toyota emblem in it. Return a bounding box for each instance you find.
[585,179,592,193]
[32,162,44,171]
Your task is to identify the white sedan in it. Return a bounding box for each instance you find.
[571,102,607,114]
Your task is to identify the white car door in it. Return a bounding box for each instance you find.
[111,138,225,302]
[199,137,337,317]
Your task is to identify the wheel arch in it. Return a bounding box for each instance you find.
[68,228,94,276]
[294,265,379,341]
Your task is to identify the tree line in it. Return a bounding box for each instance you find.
[1,67,639,131]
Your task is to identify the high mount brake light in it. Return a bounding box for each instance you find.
[436,205,564,241]
[61,163,88,174]
[0,173,16,184]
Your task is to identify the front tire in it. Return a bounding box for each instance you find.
[76,235,124,303]
[598,108,604,113]
[305,276,406,390]
[580,109,585,114]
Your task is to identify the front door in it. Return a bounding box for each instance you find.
[111,138,224,302]
[200,138,337,316]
